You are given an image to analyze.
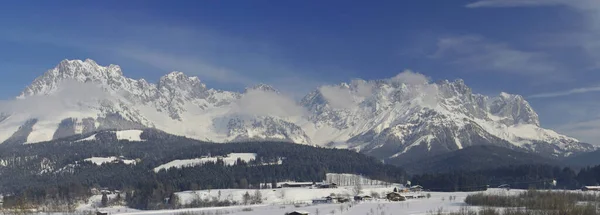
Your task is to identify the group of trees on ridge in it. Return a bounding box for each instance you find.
[3,130,600,210]
[0,130,406,210]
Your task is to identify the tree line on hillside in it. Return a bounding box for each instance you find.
[0,130,407,210]
[412,164,600,192]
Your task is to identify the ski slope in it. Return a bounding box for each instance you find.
[116,130,145,141]
[153,153,257,172]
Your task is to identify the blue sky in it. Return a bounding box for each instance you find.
[1,0,600,142]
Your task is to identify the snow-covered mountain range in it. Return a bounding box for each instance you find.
[0,59,594,159]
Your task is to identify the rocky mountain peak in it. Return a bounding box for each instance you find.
[19,59,128,98]
[157,71,207,100]
[490,92,540,126]
[159,72,203,86]
[245,83,278,93]
[4,59,589,161]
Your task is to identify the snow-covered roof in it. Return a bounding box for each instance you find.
[283,182,314,185]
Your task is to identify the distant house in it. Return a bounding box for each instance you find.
[100,189,112,195]
[318,183,338,189]
[582,186,600,191]
[281,182,314,188]
[286,211,310,215]
[336,197,350,203]
[312,198,333,204]
[386,192,406,202]
[96,212,108,215]
[359,195,373,201]
[409,185,423,192]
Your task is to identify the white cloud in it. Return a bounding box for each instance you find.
[318,71,439,109]
[3,23,325,96]
[319,85,355,109]
[466,0,600,11]
[388,70,439,108]
[232,89,306,118]
[432,35,562,80]
[0,80,110,120]
[529,86,600,98]
[350,79,375,97]
[467,0,600,69]
[388,70,430,85]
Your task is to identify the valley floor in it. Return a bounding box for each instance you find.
[79,188,527,215]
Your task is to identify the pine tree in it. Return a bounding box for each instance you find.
[242,191,251,205]
[101,193,108,207]
[253,190,262,204]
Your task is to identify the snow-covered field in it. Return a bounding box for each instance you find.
[116,130,145,141]
[176,185,398,205]
[76,134,97,142]
[153,153,257,172]
[86,188,523,215]
[75,130,146,142]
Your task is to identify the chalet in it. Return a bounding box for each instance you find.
[386,192,406,202]
[100,189,112,195]
[281,182,314,188]
[399,188,410,193]
[336,197,350,203]
[285,211,310,215]
[582,186,600,191]
[317,183,337,189]
[361,195,373,201]
[312,197,333,204]
[409,185,423,192]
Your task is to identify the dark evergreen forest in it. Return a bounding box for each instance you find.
[411,164,600,192]
[3,129,600,210]
[0,129,406,209]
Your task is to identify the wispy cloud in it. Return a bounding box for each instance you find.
[467,0,600,69]
[318,70,439,109]
[2,23,325,95]
[556,118,600,144]
[529,86,600,98]
[466,0,574,8]
[432,35,563,80]
[113,47,256,86]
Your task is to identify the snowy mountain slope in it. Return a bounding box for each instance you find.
[2,59,308,145]
[0,59,593,159]
[300,77,593,158]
